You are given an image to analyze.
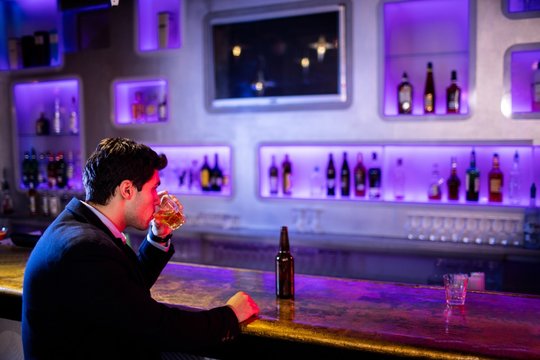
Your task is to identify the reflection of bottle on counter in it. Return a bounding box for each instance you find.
[276,226,294,299]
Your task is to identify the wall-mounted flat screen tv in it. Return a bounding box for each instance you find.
[205,0,351,112]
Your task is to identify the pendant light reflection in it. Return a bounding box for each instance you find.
[232,45,242,57]
[309,35,336,62]
[251,70,276,96]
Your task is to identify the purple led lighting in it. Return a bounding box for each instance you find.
[137,0,181,52]
[383,0,470,117]
[510,49,540,114]
[150,145,232,197]
[113,79,168,125]
[507,0,540,12]
[259,144,536,207]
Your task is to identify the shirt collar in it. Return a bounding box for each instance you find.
[81,200,127,244]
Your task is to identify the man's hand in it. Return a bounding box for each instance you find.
[226,291,260,323]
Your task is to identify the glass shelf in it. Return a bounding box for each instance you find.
[151,145,232,197]
[381,0,474,119]
[258,143,539,208]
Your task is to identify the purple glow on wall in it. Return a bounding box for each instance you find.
[137,0,181,52]
[510,49,540,114]
[150,145,232,197]
[113,78,168,125]
[259,144,537,207]
[383,0,470,117]
[506,0,540,12]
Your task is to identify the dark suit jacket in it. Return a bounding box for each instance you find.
[22,198,239,360]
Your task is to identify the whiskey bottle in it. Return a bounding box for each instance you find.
[368,152,382,199]
[326,153,336,196]
[340,152,350,197]
[465,149,480,202]
[508,151,520,204]
[488,153,503,203]
[446,70,461,114]
[354,153,366,197]
[282,154,292,195]
[447,157,461,201]
[269,155,279,195]
[276,226,294,299]
[200,155,211,192]
[398,72,413,114]
[35,112,50,136]
[423,62,435,114]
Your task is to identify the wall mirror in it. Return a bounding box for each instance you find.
[204,0,351,112]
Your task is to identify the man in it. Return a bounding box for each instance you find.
[22,138,259,359]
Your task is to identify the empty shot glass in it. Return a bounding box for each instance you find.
[443,273,469,306]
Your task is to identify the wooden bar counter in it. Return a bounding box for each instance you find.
[1,240,539,359]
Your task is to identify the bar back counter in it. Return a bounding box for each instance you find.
[1,236,539,359]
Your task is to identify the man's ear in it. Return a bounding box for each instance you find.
[118,180,135,200]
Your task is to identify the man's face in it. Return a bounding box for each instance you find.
[126,170,161,230]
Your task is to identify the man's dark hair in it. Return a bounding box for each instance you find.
[83,138,167,205]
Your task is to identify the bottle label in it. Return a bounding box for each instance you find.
[200,170,210,187]
[424,94,434,112]
[283,174,292,194]
[490,178,502,193]
[270,176,278,194]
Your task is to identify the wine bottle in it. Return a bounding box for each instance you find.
[200,155,211,192]
[282,154,292,195]
[446,70,461,114]
[423,62,435,114]
[447,157,461,201]
[35,112,50,136]
[488,153,503,203]
[275,226,294,299]
[465,149,480,202]
[398,72,413,114]
[368,152,381,199]
[533,61,540,112]
[269,155,279,195]
[393,158,405,200]
[29,148,39,189]
[340,152,350,197]
[210,153,223,192]
[326,153,336,196]
[354,153,366,197]
[508,151,520,204]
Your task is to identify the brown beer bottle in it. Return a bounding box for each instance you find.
[276,226,294,299]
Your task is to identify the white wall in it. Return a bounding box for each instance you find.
[2,0,539,244]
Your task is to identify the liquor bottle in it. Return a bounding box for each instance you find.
[326,153,336,196]
[35,112,50,136]
[465,149,480,202]
[446,70,461,114]
[52,96,62,135]
[368,152,382,199]
[131,91,145,122]
[22,151,31,188]
[145,94,158,122]
[158,95,168,121]
[28,182,38,216]
[269,155,279,195]
[447,157,461,201]
[56,152,67,189]
[340,152,350,197]
[428,163,443,201]
[488,153,503,203]
[354,153,366,197]
[508,151,520,204]
[66,151,75,189]
[47,152,57,189]
[41,190,50,217]
[210,153,223,192]
[398,72,413,114]
[533,61,540,112]
[68,97,79,134]
[1,168,14,215]
[282,154,292,196]
[29,148,39,188]
[310,166,324,197]
[393,158,405,200]
[523,183,539,249]
[275,226,294,299]
[38,152,47,185]
[423,62,435,114]
[200,155,211,192]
